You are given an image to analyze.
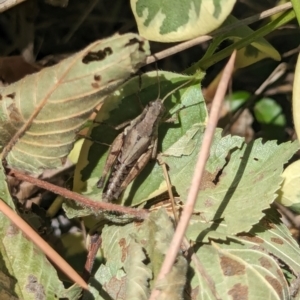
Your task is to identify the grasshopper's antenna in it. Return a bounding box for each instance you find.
[161,76,194,104]
[155,61,161,100]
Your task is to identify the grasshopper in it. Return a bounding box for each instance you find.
[97,72,192,202]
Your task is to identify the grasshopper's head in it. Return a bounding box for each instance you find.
[148,99,165,118]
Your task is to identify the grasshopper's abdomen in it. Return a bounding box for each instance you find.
[102,162,132,202]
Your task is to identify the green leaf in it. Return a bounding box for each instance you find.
[0,33,150,173]
[291,0,300,25]
[59,232,88,273]
[60,284,83,300]
[130,0,236,42]
[136,209,188,298]
[188,15,280,73]
[254,97,286,140]
[163,128,299,241]
[163,124,202,157]
[0,165,68,298]
[225,90,250,112]
[191,11,294,71]
[66,70,206,217]
[144,208,177,279]
[224,15,281,68]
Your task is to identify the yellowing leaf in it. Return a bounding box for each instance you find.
[0,33,150,173]
[225,16,280,68]
[68,138,85,164]
[293,53,300,141]
[124,240,152,300]
[277,160,300,213]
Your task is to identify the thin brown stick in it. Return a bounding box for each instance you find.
[160,161,219,298]
[160,163,219,297]
[146,2,292,65]
[149,50,236,300]
[182,238,220,299]
[8,169,149,220]
[83,232,102,281]
[0,200,88,290]
[159,160,178,224]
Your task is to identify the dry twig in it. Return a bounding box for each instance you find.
[149,50,236,300]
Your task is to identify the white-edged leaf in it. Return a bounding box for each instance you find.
[131,0,236,42]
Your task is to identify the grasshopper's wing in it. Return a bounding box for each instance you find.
[97,132,124,188]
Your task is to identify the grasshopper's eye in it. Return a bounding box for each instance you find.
[149,100,157,106]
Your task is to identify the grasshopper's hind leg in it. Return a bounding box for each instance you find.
[97,132,124,188]
[151,137,158,159]
[113,148,153,199]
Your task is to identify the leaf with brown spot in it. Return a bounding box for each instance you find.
[119,237,129,263]
[189,241,289,299]
[227,283,248,300]
[223,249,288,299]
[220,255,246,276]
[171,135,300,241]
[271,237,284,245]
[265,275,284,299]
[246,209,300,276]
[94,74,101,81]
[190,209,300,298]
[259,257,273,270]
[0,33,150,173]
[84,209,185,299]
[86,223,134,299]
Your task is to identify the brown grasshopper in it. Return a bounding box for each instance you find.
[97,73,192,202]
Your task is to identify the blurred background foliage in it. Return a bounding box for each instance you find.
[1,0,298,143]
